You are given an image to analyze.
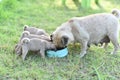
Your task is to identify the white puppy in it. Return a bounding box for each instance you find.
[51,9,120,58]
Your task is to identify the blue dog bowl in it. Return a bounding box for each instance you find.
[46,48,68,57]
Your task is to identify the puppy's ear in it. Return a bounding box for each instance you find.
[61,36,68,46]
[69,19,74,23]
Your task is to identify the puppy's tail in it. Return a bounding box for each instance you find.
[111,9,120,19]
[24,25,29,31]
[22,31,30,37]
[20,31,30,40]
[21,38,30,44]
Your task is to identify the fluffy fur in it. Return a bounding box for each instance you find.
[20,38,56,60]
[51,9,120,57]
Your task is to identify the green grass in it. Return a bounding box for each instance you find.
[0,0,120,80]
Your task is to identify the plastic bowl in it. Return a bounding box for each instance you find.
[46,47,68,58]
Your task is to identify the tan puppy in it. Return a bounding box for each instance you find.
[24,25,48,36]
[51,9,120,58]
[20,31,51,41]
[14,31,51,55]
[20,38,56,60]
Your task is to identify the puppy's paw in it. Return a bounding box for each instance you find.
[80,51,86,58]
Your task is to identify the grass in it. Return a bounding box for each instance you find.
[0,0,120,80]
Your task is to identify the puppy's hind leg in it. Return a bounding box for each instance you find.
[80,40,88,58]
[103,43,108,49]
[108,34,120,54]
[22,45,29,60]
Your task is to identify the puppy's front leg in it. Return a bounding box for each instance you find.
[40,50,45,58]
[80,40,88,58]
[40,44,45,58]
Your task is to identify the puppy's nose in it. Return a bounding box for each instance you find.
[50,34,53,42]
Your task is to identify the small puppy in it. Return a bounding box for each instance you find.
[24,25,48,36]
[20,31,51,41]
[14,31,51,55]
[20,38,56,60]
[51,9,120,58]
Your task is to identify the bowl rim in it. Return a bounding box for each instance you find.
[47,47,68,52]
[46,47,68,57]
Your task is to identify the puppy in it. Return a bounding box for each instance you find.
[51,9,120,58]
[20,38,56,60]
[24,25,48,36]
[14,31,51,55]
[20,31,51,41]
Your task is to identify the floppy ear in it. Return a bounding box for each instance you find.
[61,36,68,46]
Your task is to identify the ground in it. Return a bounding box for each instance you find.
[0,0,120,80]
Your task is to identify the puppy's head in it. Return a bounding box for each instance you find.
[50,22,74,49]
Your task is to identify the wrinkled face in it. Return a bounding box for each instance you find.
[50,33,68,49]
[50,32,69,49]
